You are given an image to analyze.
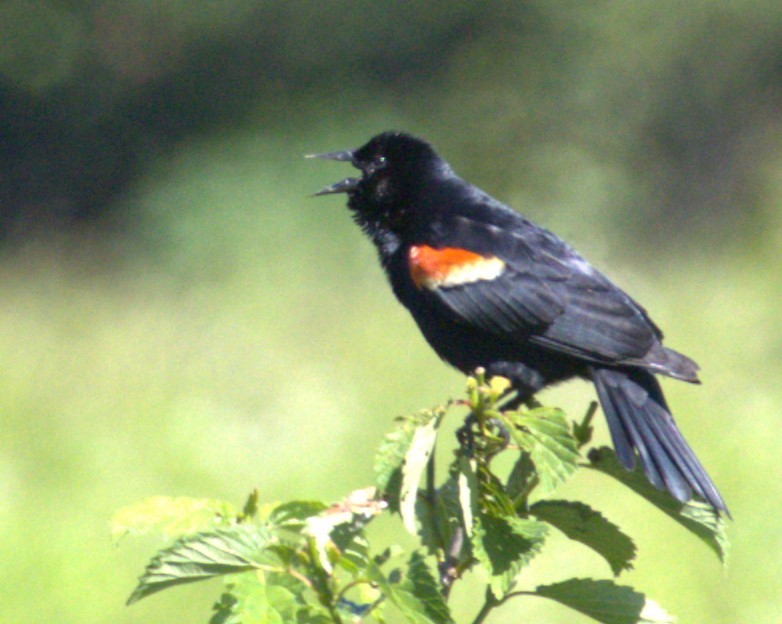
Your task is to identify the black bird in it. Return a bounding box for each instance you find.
[310,131,727,514]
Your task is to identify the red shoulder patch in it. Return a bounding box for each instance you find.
[409,245,505,290]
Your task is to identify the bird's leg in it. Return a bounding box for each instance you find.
[457,377,540,456]
[456,411,512,458]
[484,416,511,448]
[479,386,542,450]
[457,413,508,456]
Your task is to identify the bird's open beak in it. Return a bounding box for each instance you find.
[312,176,360,196]
[306,149,358,195]
[306,150,354,163]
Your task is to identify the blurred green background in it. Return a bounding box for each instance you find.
[1,1,780,622]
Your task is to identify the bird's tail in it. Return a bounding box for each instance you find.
[590,366,728,515]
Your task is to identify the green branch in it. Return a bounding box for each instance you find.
[115,372,728,623]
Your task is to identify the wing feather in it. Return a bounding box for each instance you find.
[416,216,661,366]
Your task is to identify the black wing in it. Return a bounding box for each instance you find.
[418,214,662,367]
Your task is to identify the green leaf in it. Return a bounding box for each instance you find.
[457,456,480,537]
[504,406,580,496]
[530,500,636,575]
[268,501,329,528]
[127,526,274,605]
[370,552,453,624]
[476,461,517,518]
[403,552,453,624]
[416,474,462,557]
[375,408,445,512]
[336,535,372,576]
[587,447,729,563]
[112,496,236,544]
[304,488,386,574]
[506,453,536,502]
[210,571,301,624]
[534,578,674,624]
[400,415,440,534]
[472,513,547,599]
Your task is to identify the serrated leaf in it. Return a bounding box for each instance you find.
[504,407,580,496]
[535,578,674,624]
[401,417,440,534]
[268,501,329,528]
[305,488,386,574]
[403,552,453,624]
[112,496,236,544]
[506,453,535,502]
[457,456,479,538]
[374,421,415,497]
[210,571,300,624]
[476,463,517,517]
[369,552,453,624]
[416,475,462,557]
[472,513,547,599]
[375,408,445,511]
[128,526,274,604]
[587,447,729,563]
[336,534,372,576]
[530,500,636,575]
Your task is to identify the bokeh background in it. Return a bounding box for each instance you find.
[1,2,779,622]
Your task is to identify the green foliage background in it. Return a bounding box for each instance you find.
[0,2,779,622]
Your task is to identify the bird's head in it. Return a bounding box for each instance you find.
[309,131,451,235]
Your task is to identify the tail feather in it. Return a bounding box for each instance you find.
[591,366,728,515]
[641,344,701,383]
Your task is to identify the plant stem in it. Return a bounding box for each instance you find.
[471,588,499,624]
[306,538,343,624]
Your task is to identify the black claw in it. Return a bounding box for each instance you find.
[486,417,511,448]
[456,413,511,457]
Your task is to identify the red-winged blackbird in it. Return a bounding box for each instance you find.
[310,131,727,514]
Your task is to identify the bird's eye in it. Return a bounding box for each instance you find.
[364,155,387,176]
